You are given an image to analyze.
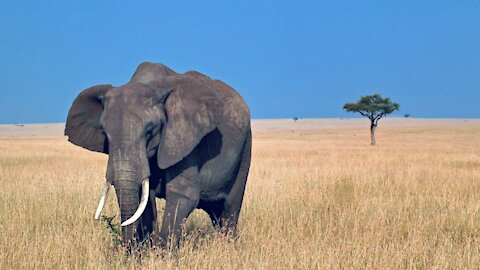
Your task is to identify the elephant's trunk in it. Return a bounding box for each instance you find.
[121,178,149,227]
[115,179,141,245]
[107,144,151,245]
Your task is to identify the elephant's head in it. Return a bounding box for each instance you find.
[65,63,216,244]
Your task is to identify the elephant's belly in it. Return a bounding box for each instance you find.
[197,155,240,201]
[196,136,243,201]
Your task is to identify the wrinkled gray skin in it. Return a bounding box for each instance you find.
[65,62,251,247]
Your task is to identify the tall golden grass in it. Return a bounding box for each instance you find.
[1,122,480,269]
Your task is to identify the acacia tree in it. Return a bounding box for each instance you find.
[343,94,399,145]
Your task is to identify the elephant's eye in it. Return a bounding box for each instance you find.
[145,124,156,135]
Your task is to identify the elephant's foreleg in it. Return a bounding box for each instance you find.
[159,191,198,247]
[136,190,158,243]
[159,166,200,247]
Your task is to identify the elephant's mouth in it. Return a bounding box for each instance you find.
[93,178,150,227]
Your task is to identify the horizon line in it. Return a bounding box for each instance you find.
[1,117,480,125]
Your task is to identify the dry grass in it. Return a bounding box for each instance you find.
[1,121,480,269]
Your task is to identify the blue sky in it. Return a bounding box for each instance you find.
[1,1,479,123]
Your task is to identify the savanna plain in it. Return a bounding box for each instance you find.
[1,118,480,269]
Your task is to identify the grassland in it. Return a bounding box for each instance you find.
[1,119,480,269]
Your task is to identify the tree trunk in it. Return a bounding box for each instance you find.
[370,121,377,145]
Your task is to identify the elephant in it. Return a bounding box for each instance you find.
[65,62,251,247]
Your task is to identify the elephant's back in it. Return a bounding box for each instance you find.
[164,71,250,135]
[211,79,250,139]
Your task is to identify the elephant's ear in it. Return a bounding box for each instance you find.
[157,89,216,169]
[65,84,113,153]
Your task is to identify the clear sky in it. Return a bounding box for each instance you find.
[1,1,479,123]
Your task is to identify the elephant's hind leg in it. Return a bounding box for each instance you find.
[212,129,252,233]
[200,200,225,228]
[202,199,238,234]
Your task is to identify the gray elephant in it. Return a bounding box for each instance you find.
[65,62,251,247]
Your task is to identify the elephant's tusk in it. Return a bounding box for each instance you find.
[94,181,111,220]
[121,179,150,227]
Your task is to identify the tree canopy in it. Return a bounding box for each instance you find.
[343,94,399,122]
